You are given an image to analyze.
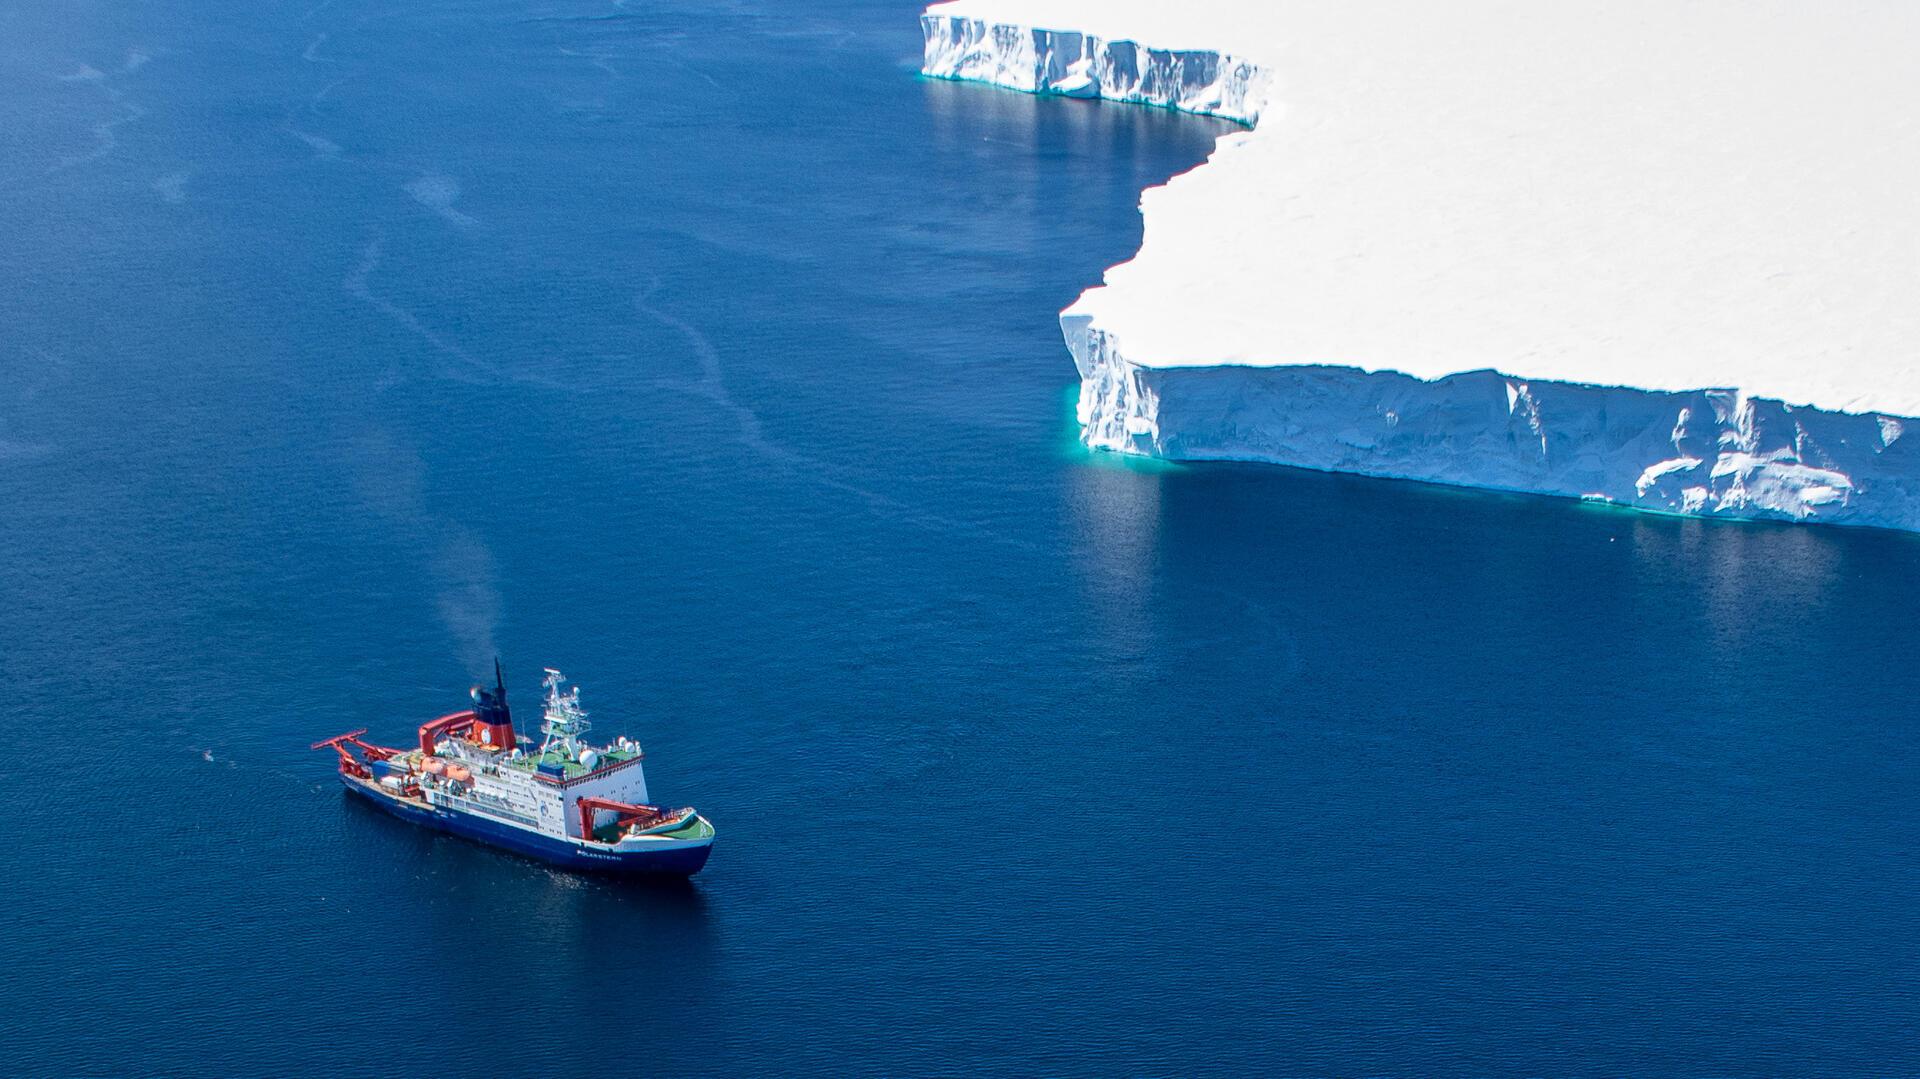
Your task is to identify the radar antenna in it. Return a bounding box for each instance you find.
[537,668,591,759]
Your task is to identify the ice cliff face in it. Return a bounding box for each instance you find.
[1066,315,1920,525]
[923,1,1920,532]
[920,10,1269,125]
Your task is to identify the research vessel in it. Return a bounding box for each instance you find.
[313,665,714,876]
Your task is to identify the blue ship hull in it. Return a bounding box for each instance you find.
[342,776,712,877]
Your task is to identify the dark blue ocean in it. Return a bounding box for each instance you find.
[3,0,1918,1074]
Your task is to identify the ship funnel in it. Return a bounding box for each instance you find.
[470,658,515,749]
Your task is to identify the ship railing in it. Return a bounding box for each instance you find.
[432,790,540,829]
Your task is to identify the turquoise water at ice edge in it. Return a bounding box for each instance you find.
[2,0,1919,1075]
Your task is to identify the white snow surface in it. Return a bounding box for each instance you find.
[924,0,1920,529]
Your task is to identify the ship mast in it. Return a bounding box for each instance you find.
[537,668,591,760]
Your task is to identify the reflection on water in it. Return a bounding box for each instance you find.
[1063,451,1166,652]
[1641,510,1848,651]
[350,792,721,1002]
[917,73,1236,268]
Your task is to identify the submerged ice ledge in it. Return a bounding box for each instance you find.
[922,1,1920,531]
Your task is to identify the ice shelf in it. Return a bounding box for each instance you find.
[923,0,1920,530]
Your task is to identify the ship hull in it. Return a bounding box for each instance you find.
[342,776,713,877]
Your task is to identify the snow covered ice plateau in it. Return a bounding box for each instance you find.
[923,0,1920,531]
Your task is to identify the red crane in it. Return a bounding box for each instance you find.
[415,710,478,757]
[576,797,680,842]
[309,728,401,778]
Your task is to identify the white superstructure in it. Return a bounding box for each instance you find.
[415,670,675,844]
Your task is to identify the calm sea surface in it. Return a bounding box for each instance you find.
[3,1,1918,1074]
